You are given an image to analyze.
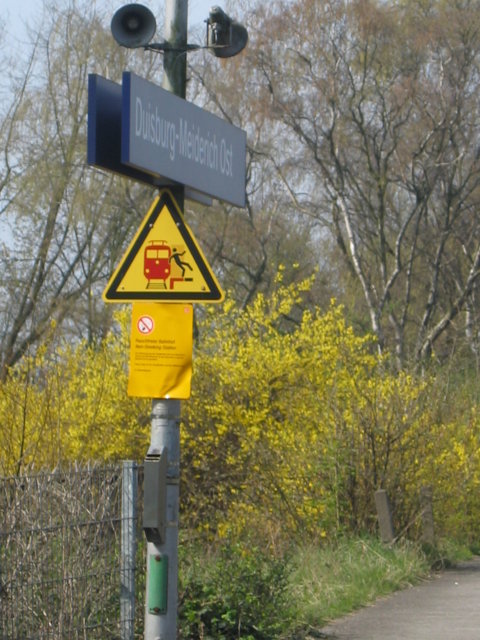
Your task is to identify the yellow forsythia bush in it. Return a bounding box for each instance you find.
[0,310,149,475]
[417,407,480,545]
[182,275,436,545]
[2,276,480,545]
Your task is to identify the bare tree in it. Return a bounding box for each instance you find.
[186,38,326,310]
[236,0,480,365]
[0,1,160,375]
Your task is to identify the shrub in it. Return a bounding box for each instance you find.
[182,276,435,545]
[178,540,294,639]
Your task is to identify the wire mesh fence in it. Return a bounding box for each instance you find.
[0,462,144,640]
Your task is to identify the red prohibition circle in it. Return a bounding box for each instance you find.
[137,315,154,335]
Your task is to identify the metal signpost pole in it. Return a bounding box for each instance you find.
[144,2,187,639]
[96,2,247,636]
[144,400,181,639]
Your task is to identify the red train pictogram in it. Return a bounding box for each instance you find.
[144,241,171,283]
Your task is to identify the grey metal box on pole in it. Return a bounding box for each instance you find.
[143,452,167,545]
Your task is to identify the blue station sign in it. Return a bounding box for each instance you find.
[121,73,246,207]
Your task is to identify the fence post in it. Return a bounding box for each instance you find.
[420,485,435,547]
[121,461,138,640]
[374,489,395,543]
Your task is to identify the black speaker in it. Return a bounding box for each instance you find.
[206,6,248,58]
[111,4,156,49]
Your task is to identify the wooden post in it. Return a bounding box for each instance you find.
[375,489,395,543]
[420,486,435,546]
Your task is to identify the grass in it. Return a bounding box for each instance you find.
[177,535,474,639]
[287,537,431,633]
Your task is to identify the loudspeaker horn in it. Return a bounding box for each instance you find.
[206,6,248,58]
[111,4,156,49]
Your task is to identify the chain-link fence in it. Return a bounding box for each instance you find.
[0,462,144,640]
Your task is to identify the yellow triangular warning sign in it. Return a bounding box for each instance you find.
[103,190,224,303]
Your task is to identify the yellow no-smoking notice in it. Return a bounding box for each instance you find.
[128,302,193,399]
